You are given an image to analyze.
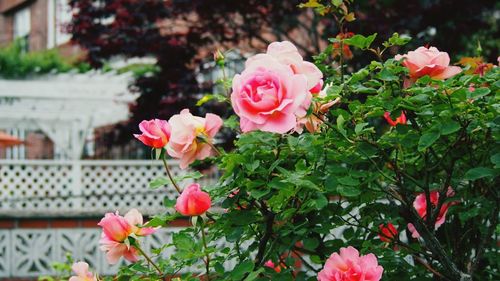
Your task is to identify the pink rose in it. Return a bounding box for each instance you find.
[318,246,383,281]
[395,46,462,80]
[231,55,310,133]
[69,262,96,281]
[383,111,407,127]
[378,223,398,243]
[134,119,171,149]
[166,109,223,169]
[175,183,211,216]
[264,41,323,90]
[407,187,455,238]
[98,209,156,264]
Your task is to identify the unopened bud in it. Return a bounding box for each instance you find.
[214,49,225,66]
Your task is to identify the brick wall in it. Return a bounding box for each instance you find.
[29,0,48,51]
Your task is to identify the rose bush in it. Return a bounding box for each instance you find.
[62,1,498,280]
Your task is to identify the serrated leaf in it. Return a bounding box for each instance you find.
[231,260,254,280]
[344,34,377,50]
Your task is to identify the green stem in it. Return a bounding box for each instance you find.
[161,156,182,194]
[200,217,211,281]
[136,245,163,277]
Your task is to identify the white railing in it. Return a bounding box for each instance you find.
[0,159,219,217]
[0,228,182,277]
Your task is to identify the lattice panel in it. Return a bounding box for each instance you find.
[0,228,184,278]
[80,162,180,215]
[0,160,216,217]
[0,162,73,216]
[0,232,9,277]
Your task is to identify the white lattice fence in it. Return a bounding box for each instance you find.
[0,228,186,278]
[0,160,217,216]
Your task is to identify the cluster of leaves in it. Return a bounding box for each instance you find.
[0,40,91,78]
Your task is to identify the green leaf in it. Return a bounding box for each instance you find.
[418,129,441,151]
[383,32,411,47]
[337,176,359,186]
[440,120,461,135]
[491,153,500,168]
[243,268,264,281]
[149,177,169,189]
[467,88,491,99]
[173,171,203,182]
[331,0,343,7]
[464,167,497,180]
[231,260,255,280]
[344,34,377,50]
[377,69,398,81]
[337,114,347,136]
[337,185,361,197]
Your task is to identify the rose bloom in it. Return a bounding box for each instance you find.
[396,46,461,81]
[231,41,323,134]
[167,109,223,169]
[134,119,171,149]
[264,260,282,273]
[384,111,407,127]
[175,183,211,216]
[407,187,455,238]
[378,223,398,242]
[98,209,156,264]
[69,262,96,281]
[318,246,383,281]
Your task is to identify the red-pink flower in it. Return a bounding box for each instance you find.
[175,183,211,216]
[69,262,96,281]
[395,46,461,80]
[384,111,407,127]
[407,187,455,238]
[166,109,223,169]
[98,209,156,264]
[318,246,383,281]
[264,260,282,273]
[378,223,398,243]
[134,119,171,149]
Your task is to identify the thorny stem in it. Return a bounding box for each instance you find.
[162,156,182,194]
[136,245,164,277]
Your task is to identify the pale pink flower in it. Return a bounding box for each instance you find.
[263,41,323,90]
[175,183,211,216]
[134,119,171,149]
[167,109,223,169]
[98,209,156,264]
[318,246,383,281]
[407,187,455,238]
[69,262,96,281]
[395,46,461,81]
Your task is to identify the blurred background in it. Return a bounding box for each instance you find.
[0,0,498,279]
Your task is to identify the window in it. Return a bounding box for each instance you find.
[13,7,31,51]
